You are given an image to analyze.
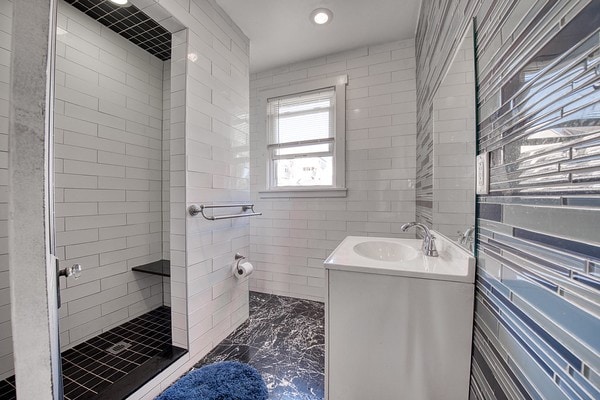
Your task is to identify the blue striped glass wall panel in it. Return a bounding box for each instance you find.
[416,0,600,398]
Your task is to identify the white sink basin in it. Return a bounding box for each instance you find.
[324,234,475,283]
[353,241,418,262]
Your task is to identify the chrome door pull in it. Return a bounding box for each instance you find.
[58,264,82,279]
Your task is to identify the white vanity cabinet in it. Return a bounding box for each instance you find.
[324,235,475,400]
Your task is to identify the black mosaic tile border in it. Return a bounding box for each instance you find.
[64,0,171,61]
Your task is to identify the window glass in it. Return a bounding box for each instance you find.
[267,88,336,188]
[274,157,333,187]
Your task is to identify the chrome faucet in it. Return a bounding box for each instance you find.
[458,226,475,251]
[400,222,439,257]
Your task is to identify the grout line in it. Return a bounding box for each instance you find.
[62,359,111,390]
[62,374,100,396]
[67,346,130,375]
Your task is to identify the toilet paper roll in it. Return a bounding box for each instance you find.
[234,261,254,279]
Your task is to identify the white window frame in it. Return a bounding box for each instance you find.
[258,75,348,198]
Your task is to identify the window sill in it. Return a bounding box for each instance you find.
[259,187,347,199]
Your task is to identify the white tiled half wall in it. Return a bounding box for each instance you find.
[249,39,418,301]
[432,28,476,238]
[53,0,168,350]
[0,0,12,381]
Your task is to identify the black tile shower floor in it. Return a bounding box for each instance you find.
[1,306,186,400]
[0,377,15,400]
[193,291,325,400]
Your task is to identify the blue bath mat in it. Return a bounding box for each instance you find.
[156,361,268,400]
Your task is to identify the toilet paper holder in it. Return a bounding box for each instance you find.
[234,253,246,275]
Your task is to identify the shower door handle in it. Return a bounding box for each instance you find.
[58,263,82,279]
[56,258,83,308]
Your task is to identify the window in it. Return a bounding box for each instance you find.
[260,75,347,198]
[268,89,334,187]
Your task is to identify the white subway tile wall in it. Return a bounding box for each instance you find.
[54,0,168,350]
[184,17,251,359]
[163,61,171,307]
[0,0,11,381]
[248,40,418,301]
[169,29,187,350]
[125,0,252,395]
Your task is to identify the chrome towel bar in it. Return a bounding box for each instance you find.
[188,203,262,221]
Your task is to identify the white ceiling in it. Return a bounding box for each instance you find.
[216,0,422,73]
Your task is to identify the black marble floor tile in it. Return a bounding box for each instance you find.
[195,291,325,400]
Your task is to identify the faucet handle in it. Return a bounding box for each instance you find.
[424,236,439,257]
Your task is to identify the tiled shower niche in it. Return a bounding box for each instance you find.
[416,0,600,399]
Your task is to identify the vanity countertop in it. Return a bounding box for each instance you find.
[324,234,475,284]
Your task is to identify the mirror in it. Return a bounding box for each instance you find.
[432,21,476,252]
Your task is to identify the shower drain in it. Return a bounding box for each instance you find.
[106,341,131,355]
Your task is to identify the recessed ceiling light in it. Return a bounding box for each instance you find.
[108,0,129,6]
[310,8,333,25]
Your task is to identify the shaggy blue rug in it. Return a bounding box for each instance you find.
[156,361,268,400]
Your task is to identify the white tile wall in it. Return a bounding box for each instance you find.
[168,29,188,349]
[54,0,168,350]
[0,0,11,381]
[248,40,418,301]
[132,0,250,361]
[183,11,251,359]
[163,61,171,307]
[3,0,248,392]
[123,0,251,394]
[432,30,476,238]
